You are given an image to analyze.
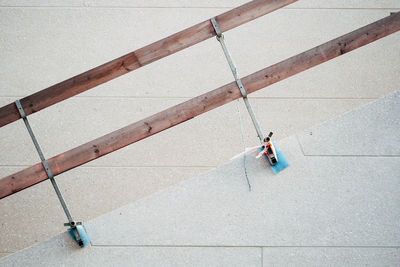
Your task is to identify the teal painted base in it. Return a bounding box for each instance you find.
[261,142,289,174]
[68,225,90,248]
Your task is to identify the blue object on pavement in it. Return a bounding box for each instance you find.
[260,142,289,174]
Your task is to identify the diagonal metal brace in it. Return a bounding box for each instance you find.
[15,99,85,247]
[211,17,263,142]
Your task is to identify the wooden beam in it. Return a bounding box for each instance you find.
[1,12,399,199]
[0,0,297,128]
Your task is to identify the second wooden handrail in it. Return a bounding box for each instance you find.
[1,12,399,199]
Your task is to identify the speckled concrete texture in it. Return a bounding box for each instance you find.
[0,253,11,259]
[0,98,370,166]
[0,166,208,253]
[1,91,398,266]
[0,232,262,267]
[84,137,400,247]
[262,247,400,266]
[1,0,399,8]
[0,0,399,257]
[1,9,399,99]
[298,91,400,156]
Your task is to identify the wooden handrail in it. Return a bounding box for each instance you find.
[0,0,297,128]
[1,12,399,199]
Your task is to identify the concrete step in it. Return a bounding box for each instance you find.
[1,2,399,254]
[1,91,398,266]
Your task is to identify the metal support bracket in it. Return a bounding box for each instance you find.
[15,100,86,247]
[210,17,264,142]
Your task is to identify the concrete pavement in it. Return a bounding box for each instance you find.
[1,90,399,266]
[0,0,399,256]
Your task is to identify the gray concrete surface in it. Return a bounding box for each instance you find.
[0,232,262,267]
[1,91,399,266]
[1,0,399,256]
[262,248,400,266]
[1,0,399,8]
[0,253,11,259]
[0,166,208,253]
[298,91,400,156]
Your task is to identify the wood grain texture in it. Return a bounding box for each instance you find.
[1,12,399,199]
[0,0,297,128]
